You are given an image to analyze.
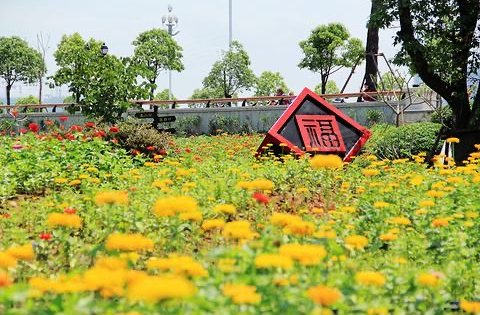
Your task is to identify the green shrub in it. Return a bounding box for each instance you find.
[365,109,384,127]
[114,119,172,156]
[176,116,201,136]
[208,115,252,135]
[364,122,441,159]
[430,105,453,128]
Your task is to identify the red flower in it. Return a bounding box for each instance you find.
[59,116,69,122]
[11,110,18,118]
[93,130,106,138]
[85,122,95,128]
[132,149,141,155]
[28,123,40,133]
[64,207,76,215]
[12,144,23,150]
[146,146,156,151]
[158,149,167,156]
[2,213,11,219]
[185,148,192,153]
[109,126,119,133]
[44,120,54,126]
[252,192,270,204]
[19,128,27,134]
[70,125,83,133]
[39,233,52,241]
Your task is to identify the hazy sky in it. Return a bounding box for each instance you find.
[0,0,400,100]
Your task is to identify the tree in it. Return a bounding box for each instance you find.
[51,33,139,123]
[364,0,381,89]
[314,81,340,95]
[254,71,289,96]
[0,37,44,105]
[190,87,224,99]
[299,23,365,94]
[15,95,39,105]
[155,89,176,101]
[203,41,256,98]
[132,29,184,100]
[374,0,480,129]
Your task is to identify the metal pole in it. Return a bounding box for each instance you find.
[168,70,172,100]
[229,0,232,46]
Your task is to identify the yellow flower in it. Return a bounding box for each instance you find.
[307,285,342,306]
[373,201,391,209]
[283,220,315,236]
[419,200,435,208]
[147,255,208,277]
[179,211,203,222]
[417,273,442,287]
[54,177,68,184]
[127,275,196,303]
[201,219,225,231]
[426,190,446,198]
[94,190,128,206]
[355,271,386,287]
[222,221,257,240]
[379,233,397,242]
[345,235,369,250]
[310,155,344,169]
[222,284,261,304]
[388,217,412,226]
[446,137,460,143]
[255,254,293,270]
[431,217,449,228]
[6,244,35,261]
[68,179,81,186]
[218,258,237,273]
[279,244,327,265]
[0,252,17,268]
[94,256,127,270]
[152,196,198,217]
[460,300,480,313]
[236,179,274,191]
[362,169,380,176]
[105,233,154,252]
[270,213,302,227]
[214,204,236,215]
[47,213,82,229]
[367,307,389,315]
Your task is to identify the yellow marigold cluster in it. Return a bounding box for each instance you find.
[379,232,397,242]
[431,217,450,228]
[6,244,35,261]
[416,272,442,287]
[345,235,369,250]
[410,175,424,185]
[279,243,327,265]
[127,275,196,303]
[310,154,344,169]
[270,213,314,236]
[105,233,154,252]
[201,219,226,231]
[0,252,17,269]
[373,201,391,209]
[255,254,293,270]
[94,191,129,206]
[307,285,342,306]
[47,213,82,229]
[152,196,199,217]
[355,271,386,287]
[419,200,435,208]
[222,284,261,304]
[460,300,480,313]
[222,221,257,241]
[388,216,412,226]
[236,179,274,191]
[214,204,237,215]
[147,255,208,277]
[362,169,380,177]
[152,179,173,190]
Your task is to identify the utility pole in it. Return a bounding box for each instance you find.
[162,5,179,100]
[229,0,233,47]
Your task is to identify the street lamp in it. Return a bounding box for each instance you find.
[100,43,108,56]
[162,5,179,101]
[229,0,232,47]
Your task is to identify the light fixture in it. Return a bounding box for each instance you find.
[100,43,108,56]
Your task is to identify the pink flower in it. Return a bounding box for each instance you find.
[12,144,23,150]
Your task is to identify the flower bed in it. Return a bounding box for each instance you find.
[1,129,480,314]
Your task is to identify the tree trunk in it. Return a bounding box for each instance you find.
[6,84,11,105]
[364,0,380,90]
[38,76,43,104]
[149,79,156,101]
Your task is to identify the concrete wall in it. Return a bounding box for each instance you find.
[0,100,434,134]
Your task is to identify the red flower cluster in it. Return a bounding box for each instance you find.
[59,116,69,122]
[28,123,40,133]
[109,126,119,133]
[252,192,270,204]
[39,233,52,241]
[63,207,77,215]
[85,122,95,128]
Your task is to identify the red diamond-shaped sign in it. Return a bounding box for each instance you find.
[256,87,371,161]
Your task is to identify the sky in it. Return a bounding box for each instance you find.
[0,0,400,101]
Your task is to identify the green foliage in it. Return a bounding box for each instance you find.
[0,36,44,105]
[365,122,441,159]
[314,81,339,95]
[430,106,454,129]
[175,116,201,136]
[203,41,256,98]
[154,89,176,101]
[15,95,39,105]
[379,72,407,91]
[51,34,139,123]
[365,109,384,127]
[254,71,289,96]
[208,115,252,135]
[115,119,172,156]
[299,23,364,94]
[132,29,184,99]
[0,133,135,201]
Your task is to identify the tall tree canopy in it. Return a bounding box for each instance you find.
[373,0,480,129]
[299,23,365,94]
[132,29,184,100]
[203,41,256,98]
[51,33,139,123]
[254,71,289,96]
[0,37,44,105]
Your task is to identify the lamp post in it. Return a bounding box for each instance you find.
[162,5,179,100]
[229,0,232,47]
[100,42,108,56]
